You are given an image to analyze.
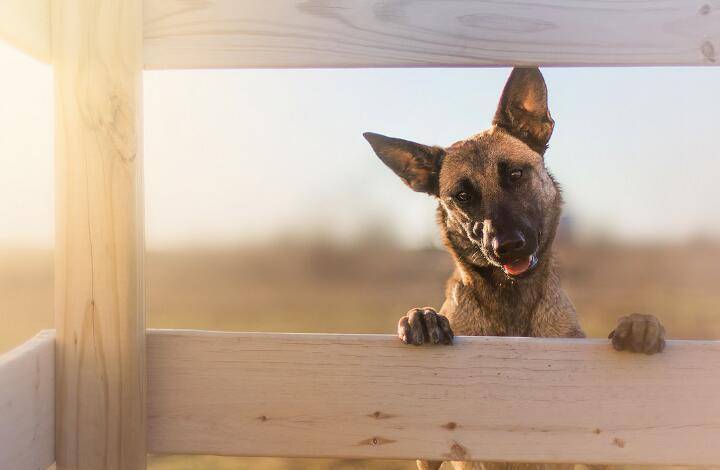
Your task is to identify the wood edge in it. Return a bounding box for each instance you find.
[141,61,718,71]
[0,0,51,63]
[0,329,55,363]
[0,329,55,470]
[146,328,720,348]
[146,446,714,467]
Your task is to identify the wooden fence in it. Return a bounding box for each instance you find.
[0,1,719,469]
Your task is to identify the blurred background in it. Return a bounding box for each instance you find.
[1,41,719,469]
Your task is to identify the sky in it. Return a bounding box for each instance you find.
[1,41,719,249]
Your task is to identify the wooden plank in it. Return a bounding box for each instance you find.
[0,0,50,62]
[0,330,55,470]
[52,1,146,469]
[147,330,720,466]
[143,0,720,70]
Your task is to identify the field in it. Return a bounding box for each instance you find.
[2,241,719,469]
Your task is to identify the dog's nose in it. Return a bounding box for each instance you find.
[492,231,526,257]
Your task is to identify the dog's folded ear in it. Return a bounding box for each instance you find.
[363,132,444,195]
[493,67,555,156]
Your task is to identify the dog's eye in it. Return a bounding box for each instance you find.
[509,169,523,181]
[454,191,471,203]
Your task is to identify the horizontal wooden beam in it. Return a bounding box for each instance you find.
[3,0,719,69]
[0,330,55,470]
[147,330,720,466]
[0,0,50,62]
[143,0,720,69]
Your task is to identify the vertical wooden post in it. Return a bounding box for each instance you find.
[53,1,145,469]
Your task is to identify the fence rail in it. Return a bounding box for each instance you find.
[0,0,50,62]
[7,329,720,467]
[0,330,55,470]
[143,0,720,70]
[4,1,720,69]
[148,329,720,466]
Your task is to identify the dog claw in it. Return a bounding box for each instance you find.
[398,308,453,345]
[609,313,665,354]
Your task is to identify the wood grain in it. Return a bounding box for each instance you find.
[148,330,720,466]
[143,0,720,69]
[0,330,55,470]
[52,1,146,469]
[0,0,50,62]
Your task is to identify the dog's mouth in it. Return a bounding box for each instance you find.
[501,253,538,278]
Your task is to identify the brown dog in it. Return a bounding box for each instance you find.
[364,67,666,470]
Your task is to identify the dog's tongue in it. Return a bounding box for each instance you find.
[503,256,532,276]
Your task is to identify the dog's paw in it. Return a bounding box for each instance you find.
[608,313,666,354]
[398,307,454,345]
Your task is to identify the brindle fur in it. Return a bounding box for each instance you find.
[364,68,666,470]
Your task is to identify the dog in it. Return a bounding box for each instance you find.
[363,67,666,470]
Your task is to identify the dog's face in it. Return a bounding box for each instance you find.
[364,68,561,279]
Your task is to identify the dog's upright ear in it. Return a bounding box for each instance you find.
[363,132,444,195]
[493,67,554,155]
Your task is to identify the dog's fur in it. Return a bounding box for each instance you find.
[364,67,666,470]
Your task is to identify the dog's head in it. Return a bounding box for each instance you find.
[364,67,561,279]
